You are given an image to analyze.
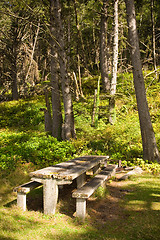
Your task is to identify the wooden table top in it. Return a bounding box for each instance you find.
[29,155,108,180]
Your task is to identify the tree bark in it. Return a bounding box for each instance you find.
[73,0,88,72]
[100,0,110,92]
[109,0,119,124]
[11,18,19,100]
[125,0,160,162]
[151,0,157,73]
[25,21,40,83]
[54,0,76,140]
[50,0,63,140]
[44,88,52,133]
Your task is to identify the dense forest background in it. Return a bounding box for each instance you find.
[0,0,160,173]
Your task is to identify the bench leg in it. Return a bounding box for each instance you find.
[43,179,58,215]
[92,163,100,174]
[17,193,26,211]
[76,198,86,220]
[77,173,86,188]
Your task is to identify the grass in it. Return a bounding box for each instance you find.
[0,173,160,239]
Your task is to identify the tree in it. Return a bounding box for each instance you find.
[109,0,119,124]
[10,17,19,100]
[151,0,157,73]
[125,0,160,162]
[51,0,75,140]
[50,0,63,140]
[0,0,43,100]
[100,0,110,92]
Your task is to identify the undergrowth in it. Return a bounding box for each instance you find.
[0,71,160,175]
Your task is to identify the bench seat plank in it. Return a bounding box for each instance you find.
[72,165,117,199]
[14,181,42,194]
[14,181,42,211]
[72,165,117,220]
[72,169,110,198]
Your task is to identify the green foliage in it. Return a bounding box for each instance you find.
[93,185,109,199]
[0,98,45,131]
[121,158,160,174]
[0,131,76,172]
[1,71,160,174]
[0,98,76,173]
[82,75,99,95]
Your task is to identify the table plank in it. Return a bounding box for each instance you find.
[29,156,108,180]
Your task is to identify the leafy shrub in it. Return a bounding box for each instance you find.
[0,131,76,173]
[93,185,109,199]
[1,70,160,175]
[121,158,160,174]
[0,98,45,131]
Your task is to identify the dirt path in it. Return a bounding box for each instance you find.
[87,175,131,224]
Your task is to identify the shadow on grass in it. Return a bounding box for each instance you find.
[0,237,14,240]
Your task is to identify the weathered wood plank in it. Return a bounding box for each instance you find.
[14,181,42,193]
[73,164,117,220]
[14,181,42,211]
[29,156,109,180]
[72,166,116,199]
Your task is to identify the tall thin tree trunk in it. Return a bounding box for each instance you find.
[50,0,63,140]
[93,21,99,70]
[109,0,119,124]
[100,0,110,92]
[73,71,80,101]
[125,0,160,162]
[44,88,52,133]
[11,49,19,100]
[151,0,157,73]
[73,0,88,72]
[11,18,19,100]
[54,0,75,140]
[25,21,40,83]
[77,54,84,98]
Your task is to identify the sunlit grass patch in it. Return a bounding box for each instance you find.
[120,174,160,239]
[126,200,147,210]
[151,202,160,211]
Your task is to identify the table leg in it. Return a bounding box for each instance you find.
[43,179,58,215]
[17,193,26,211]
[77,173,86,188]
[76,198,86,220]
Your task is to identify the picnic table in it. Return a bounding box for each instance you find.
[29,155,108,215]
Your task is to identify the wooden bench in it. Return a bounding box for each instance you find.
[72,165,117,220]
[13,181,42,211]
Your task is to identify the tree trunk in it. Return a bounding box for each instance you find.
[151,0,157,73]
[109,0,119,124]
[125,0,160,162]
[54,0,76,140]
[100,0,110,92]
[77,54,84,98]
[11,18,19,100]
[50,0,63,140]
[11,56,19,100]
[73,71,80,101]
[44,88,52,133]
[73,0,88,72]
[25,21,40,83]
